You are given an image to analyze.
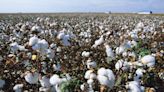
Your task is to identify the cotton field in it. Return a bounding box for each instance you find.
[0,13,163,92]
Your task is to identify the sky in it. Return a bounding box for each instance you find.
[0,0,164,13]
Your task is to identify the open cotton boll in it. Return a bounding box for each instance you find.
[136,22,144,28]
[24,72,39,84]
[39,76,51,88]
[84,70,95,79]
[10,42,19,53]
[31,25,41,32]
[87,79,94,85]
[97,75,110,87]
[104,44,114,58]
[80,83,85,91]
[29,36,39,46]
[86,59,97,69]
[0,79,5,88]
[82,51,90,57]
[130,32,138,40]
[50,43,57,49]
[116,43,131,55]
[32,39,49,53]
[92,35,104,48]
[126,81,142,92]
[57,32,65,40]
[53,63,61,72]
[135,68,145,77]
[46,49,55,59]
[130,40,137,47]
[39,87,50,92]
[13,84,23,92]
[18,45,27,51]
[97,67,107,76]
[62,35,71,46]
[49,74,62,85]
[141,55,155,67]
[97,68,115,89]
[134,68,145,82]
[115,59,124,70]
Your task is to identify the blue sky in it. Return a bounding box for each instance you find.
[0,0,164,13]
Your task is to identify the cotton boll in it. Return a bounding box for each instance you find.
[10,42,19,53]
[97,68,115,89]
[49,74,62,85]
[38,39,49,50]
[24,71,39,84]
[115,59,123,70]
[39,76,51,88]
[46,49,55,59]
[50,43,56,49]
[97,75,109,86]
[128,52,136,58]
[92,36,104,48]
[32,39,49,53]
[141,55,155,67]
[130,40,137,47]
[18,45,27,51]
[57,32,65,40]
[122,51,128,57]
[31,25,41,32]
[116,43,131,55]
[39,87,50,92]
[136,22,144,28]
[0,79,5,88]
[87,79,94,85]
[104,44,114,58]
[126,81,142,92]
[13,84,23,92]
[62,35,71,46]
[82,51,90,57]
[97,68,106,76]
[29,36,39,46]
[86,59,97,69]
[84,70,94,79]
[56,47,62,52]
[116,46,125,55]
[53,63,61,72]
[135,68,145,77]
[80,83,85,91]
[134,68,145,82]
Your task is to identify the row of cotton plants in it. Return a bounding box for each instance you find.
[0,14,163,92]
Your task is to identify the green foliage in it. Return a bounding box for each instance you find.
[115,73,128,87]
[138,48,151,57]
[60,78,81,92]
[134,39,150,57]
